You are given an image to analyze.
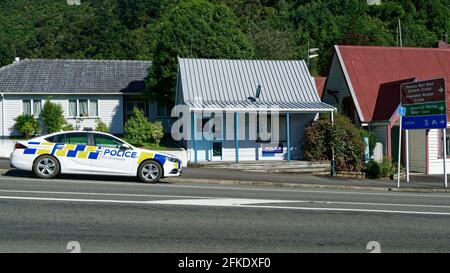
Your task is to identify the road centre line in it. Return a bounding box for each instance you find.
[1,195,450,216]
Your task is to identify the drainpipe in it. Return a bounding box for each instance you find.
[1,93,4,138]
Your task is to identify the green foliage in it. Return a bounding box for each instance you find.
[13,114,41,138]
[302,113,366,172]
[360,129,377,157]
[366,158,395,179]
[39,100,66,134]
[95,119,109,133]
[145,0,254,105]
[149,121,164,146]
[124,107,153,146]
[0,0,448,76]
[62,121,74,131]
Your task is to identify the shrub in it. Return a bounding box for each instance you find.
[302,113,366,172]
[366,160,381,178]
[13,114,41,138]
[124,107,152,146]
[149,121,164,146]
[62,121,74,131]
[379,158,395,178]
[359,129,377,157]
[366,158,395,179]
[40,100,66,133]
[95,119,109,133]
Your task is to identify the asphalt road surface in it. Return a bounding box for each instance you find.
[1,171,450,253]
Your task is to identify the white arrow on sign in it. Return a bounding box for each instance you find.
[439,87,444,93]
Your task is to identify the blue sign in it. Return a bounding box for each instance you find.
[402,114,447,130]
[398,107,406,116]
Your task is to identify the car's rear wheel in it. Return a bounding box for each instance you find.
[33,155,60,179]
[138,160,163,183]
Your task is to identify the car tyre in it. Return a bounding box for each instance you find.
[138,160,163,183]
[33,155,60,179]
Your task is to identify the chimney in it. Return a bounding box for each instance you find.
[13,57,20,63]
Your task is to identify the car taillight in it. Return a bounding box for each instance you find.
[15,143,28,149]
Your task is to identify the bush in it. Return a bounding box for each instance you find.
[366,158,395,179]
[149,121,164,146]
[359,129,377,157]
[40,100,66,133]
[302,113,366,172]
[13,114,41,138]
[62,121,74,131]
[95,119,109,133]
[124,107,152,146]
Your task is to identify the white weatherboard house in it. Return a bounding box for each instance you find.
[0,58,173,138]
[175,58,335,163]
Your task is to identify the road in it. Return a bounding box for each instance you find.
[1,171,450,253]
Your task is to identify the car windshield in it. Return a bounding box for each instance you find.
[94,134,124,149]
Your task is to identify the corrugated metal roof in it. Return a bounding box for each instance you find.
[0,59,152,94]
[178,58,334,112]
[335,45,450,121]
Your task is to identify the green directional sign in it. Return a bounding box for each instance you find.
[404,101,446,117]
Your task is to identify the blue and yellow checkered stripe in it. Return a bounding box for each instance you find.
[24,142,101,160]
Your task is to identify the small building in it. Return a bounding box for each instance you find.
[0,59,172,137]
[322,45,450,174]
[175,58,335,162]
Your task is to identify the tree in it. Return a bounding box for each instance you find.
[124,107,152,146]
[95,118,109,133]
[145,0,254,106]
[40,100,66,134]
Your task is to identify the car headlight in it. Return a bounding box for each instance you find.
[167,157,179,163]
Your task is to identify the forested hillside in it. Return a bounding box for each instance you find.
[1,0,449,83]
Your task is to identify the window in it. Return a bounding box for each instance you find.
[94,134,123,149]
[33,100,42,116]
[45,133,66,144]
[65,133,88,145]
[22,100,31,115]
[157,103,168,117]
[68,99,98,118]
[125,101,147,121]
[79,99,88,117]
[89,100,98,117]
[213,142,222,157]
[69,100,77,117]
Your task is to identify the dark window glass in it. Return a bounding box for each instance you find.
[213,142,222,157]
[94,134,123,149]
[65,133,88,145]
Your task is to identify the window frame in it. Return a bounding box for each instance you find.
[67,98,99,118]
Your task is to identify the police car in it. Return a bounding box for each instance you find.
[10,131,182,183]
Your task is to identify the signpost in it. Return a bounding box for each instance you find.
[399,78,447,188]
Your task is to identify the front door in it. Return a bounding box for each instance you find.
[90,133,134,175]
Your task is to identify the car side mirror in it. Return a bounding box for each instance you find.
[120,143,132,150]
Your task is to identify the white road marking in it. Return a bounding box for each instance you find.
[144,198,299,206]
[0,189,215,200]
[1,195,450,216]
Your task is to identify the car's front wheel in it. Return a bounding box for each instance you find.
[33,155,60,179]
[138,160,163,183]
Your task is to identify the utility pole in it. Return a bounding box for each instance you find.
[398,18,403,47]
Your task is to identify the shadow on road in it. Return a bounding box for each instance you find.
[1,169,174,185]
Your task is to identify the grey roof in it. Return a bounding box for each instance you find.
[0,59,152,94]
[178,58,334,112]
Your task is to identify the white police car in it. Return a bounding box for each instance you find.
[10,131,182,183]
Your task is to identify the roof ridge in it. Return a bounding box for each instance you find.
[24,58,152,63]
[179,57,307,63]
[337,45,450,51]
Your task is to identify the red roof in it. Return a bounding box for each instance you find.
[337,45,450,122]
[314,77,326,98]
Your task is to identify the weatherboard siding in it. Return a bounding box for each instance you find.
[427,127,450,175]
[371,125,388,157]
[407,129,426,173]
[2,95,123,137]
